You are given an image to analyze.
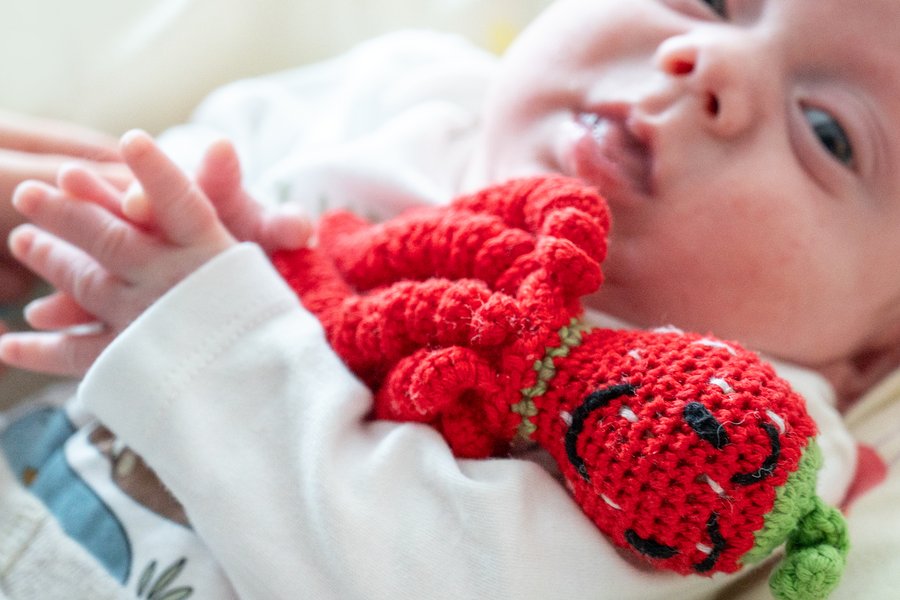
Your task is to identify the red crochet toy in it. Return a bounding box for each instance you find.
[272,176,848,600]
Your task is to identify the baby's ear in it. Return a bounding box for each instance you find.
[826,332,900,409]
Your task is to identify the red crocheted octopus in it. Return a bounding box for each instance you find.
[273,176,848,600]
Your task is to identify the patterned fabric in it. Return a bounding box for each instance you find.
[0,403,237,599]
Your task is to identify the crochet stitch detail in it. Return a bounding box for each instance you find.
[754,441,850,600]
[514,318,589,440]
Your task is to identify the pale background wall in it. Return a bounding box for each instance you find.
[0,0,552,134]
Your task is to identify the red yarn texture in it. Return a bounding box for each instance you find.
[272,175,819,576]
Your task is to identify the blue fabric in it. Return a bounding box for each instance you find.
[0,406,132,582]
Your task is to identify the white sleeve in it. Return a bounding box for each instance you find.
[78,244,733,600]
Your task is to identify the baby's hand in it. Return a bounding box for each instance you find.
[0,131,237,376]
[0,110,131,302]
[124,137,311,253]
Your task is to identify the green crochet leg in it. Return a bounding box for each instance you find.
[769,496,849,600]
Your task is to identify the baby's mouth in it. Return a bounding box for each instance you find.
[570,111,654,199]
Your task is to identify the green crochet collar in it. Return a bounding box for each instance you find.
[512,318,589,440]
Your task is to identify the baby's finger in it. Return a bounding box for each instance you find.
[196,138,244,216]
[196,139,262,237]
[257,209,312,252]
[0,149,130,201]
[8,225,124,323]
[12,181,151,278]
[120,130,224,246]
[121,184,153,226]
[0,329,114,377]
[57,164,127,218]
[197,140,310,250]
[24,291,97,331]
[92,161,133,191]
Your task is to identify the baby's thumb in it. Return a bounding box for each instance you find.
[769,497,849,600]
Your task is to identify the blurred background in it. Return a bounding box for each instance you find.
[1,0,552,134]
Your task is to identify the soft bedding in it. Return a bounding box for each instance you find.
[0,0,550,134]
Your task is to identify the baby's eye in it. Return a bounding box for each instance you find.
[699,0,729,18]
[804,107,854,167]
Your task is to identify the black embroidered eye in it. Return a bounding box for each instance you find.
[700,0,729,18]
[683,402,729,449]
[804,107,854,167]
[565,384,637,482]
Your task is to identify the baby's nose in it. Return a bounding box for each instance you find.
[653,32,771,139]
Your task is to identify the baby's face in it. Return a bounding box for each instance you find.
[474,0,900,369]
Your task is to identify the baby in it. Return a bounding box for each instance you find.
[1,0,899,598]
[465,0,900,406]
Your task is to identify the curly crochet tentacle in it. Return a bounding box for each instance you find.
[451,175,611,265]
[319,208,537,291]
[499,236,604,304]
[375,346,514,458]
[317,176,610,299]
[271,247,354,317]
[274,245,526,386]
[335,279,524,376]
